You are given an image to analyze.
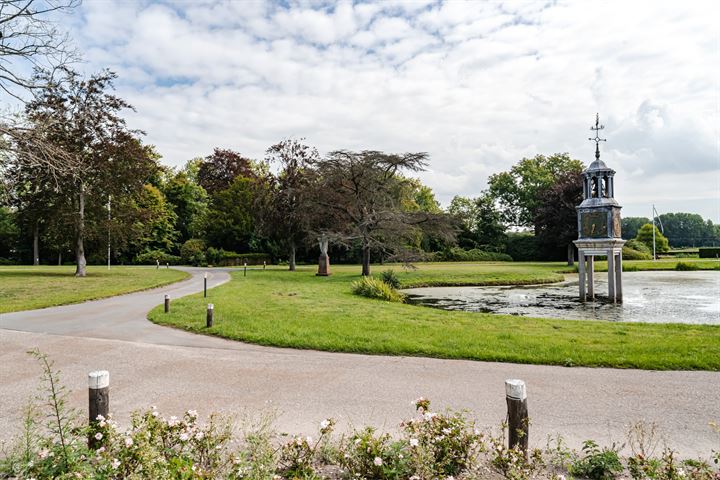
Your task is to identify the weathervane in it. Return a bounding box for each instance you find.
[588,113,606,161]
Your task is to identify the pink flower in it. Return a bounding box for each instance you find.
[373,457,383,466]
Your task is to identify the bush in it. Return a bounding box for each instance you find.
[622,246,651,260]
[435,247,513,262]
[180,239,207,266]
[380,269,401,288]
[675,261,699,271]
[351,276,406,303]
[340,427,410,479]
[506,233,541,261]
[134,250,182,265]
[699,247,720,259]
[625,239,651,254]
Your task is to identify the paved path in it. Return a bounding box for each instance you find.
[1,268,718,457]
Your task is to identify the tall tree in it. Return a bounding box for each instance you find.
[636,223,669,255]
[656,212,717,248]
[313,150,454,276]
[21,69,157,276]
[448,193,506,251]
[621,217,650,241]
[161,162,209,245]
[534,171,583,265]
[260,138,319,271]
[488,153,583,231]
[204,176,258,252]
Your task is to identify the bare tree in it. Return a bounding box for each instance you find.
[0,0,79,98]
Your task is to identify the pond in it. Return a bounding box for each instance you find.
[402,271,720,325]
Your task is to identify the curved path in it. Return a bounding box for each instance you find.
[1,267,718,457]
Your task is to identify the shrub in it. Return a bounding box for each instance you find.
[435,247,513,262]
[506,233,541,261]
[699,247,720,259]
[380,269,401,289]
[570,440,623,480]
[351,276,406,303]
[675,261,699,271]
[625,239,651,254]
[180,238,207,266]
[134,249,182,265]
[340,427,410,480]
[622,245,651,260]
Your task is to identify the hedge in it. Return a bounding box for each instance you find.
[699,247,720,258]
[432,248,513,262]
[134,250,182,265]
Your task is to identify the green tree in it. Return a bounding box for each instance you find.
[0,206,19,260]
[130,184,178,254]
[161,162,209,244]
[621,217,650,241]
[534,171,583,264]
[204,176,258,252]
[258,138,319,271]
[312,150,454,276]
[635,223,669,255]
[488,153,583,231]
[447,193,506,251]
[656,212,717,247]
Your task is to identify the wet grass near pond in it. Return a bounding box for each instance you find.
[149,262,720,371]
[0,266,189,313]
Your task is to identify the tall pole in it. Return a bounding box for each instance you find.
[107,196,111,270]
[652,204,656,261]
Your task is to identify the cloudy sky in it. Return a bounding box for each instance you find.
[60,0,718,221]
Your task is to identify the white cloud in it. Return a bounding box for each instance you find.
[62,0,719,222]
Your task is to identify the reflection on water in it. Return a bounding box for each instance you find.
[402,271,720,324]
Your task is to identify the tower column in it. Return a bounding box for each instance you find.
[578,251,586,302]
[615,251,623,302]
[607,249,616,303]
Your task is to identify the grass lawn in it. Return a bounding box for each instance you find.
[0,266,189,313]
[149,261,720,371]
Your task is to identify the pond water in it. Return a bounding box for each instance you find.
[402,271,720,324]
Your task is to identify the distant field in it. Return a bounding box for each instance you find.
[0,266,189,313]
[149,262,720,371]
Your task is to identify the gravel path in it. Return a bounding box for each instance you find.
[1,267,718,457]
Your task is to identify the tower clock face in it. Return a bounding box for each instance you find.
[581,211,608,238]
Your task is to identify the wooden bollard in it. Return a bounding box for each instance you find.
[243,260,247,277]
[505,379,529,457]
[263,260,266,270]
[206,303,214,328]
[164,294,170,313]
[204,272,208,298]
[166,262,169,269]
[88,370,110,448]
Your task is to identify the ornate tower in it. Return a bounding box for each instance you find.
[573,114,625,303]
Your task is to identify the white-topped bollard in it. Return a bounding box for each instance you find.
[505,379,529,457]
[164,294,170,313]
[88,370,110,447]
[206,303,214,328]
[204,272,208,298]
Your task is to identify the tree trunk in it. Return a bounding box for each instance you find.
[362,244,371,276]
[75,185,87,277]
[566,243,575,266]
[33,220,40,265]
[289,243,296,271]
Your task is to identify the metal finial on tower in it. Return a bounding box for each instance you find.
[588,113,606,161]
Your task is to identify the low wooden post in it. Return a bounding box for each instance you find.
[156,259,159,269]
[505,379,529,458]
[204,273,208,298]
[263,260,266,270]
[88,370,110,448]
[164,294,170,313]
[206,303,214,328]
[166,262,169,269]
[244,260,247,277]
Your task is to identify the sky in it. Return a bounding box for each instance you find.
[58,0,719,221]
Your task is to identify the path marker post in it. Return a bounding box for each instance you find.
[206,303,214,328]
[164,294,170,313]
[204,273,208,298]
[244,260,247,277]
[88,370,110,448]
[505,379,529,458]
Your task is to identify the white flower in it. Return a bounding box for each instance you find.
[446,476,455,480]
[195,431,204,440]
[96,446,105,454]
[125,437,133,447]
[373,457,383,466]
[423,412,437,421]
[320,419,330,429]
[409,438,419,447]
[442,428,451,435]
[38,449,49,459]
[94,432,103,440]
[557,475,566,480]
[179,432,189,441]
[168,416,178,426]
[187,409,198,418]
[111,458,120,469]
[151,411,159,417]
[306,436,313,444]
[95,414,105,422]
